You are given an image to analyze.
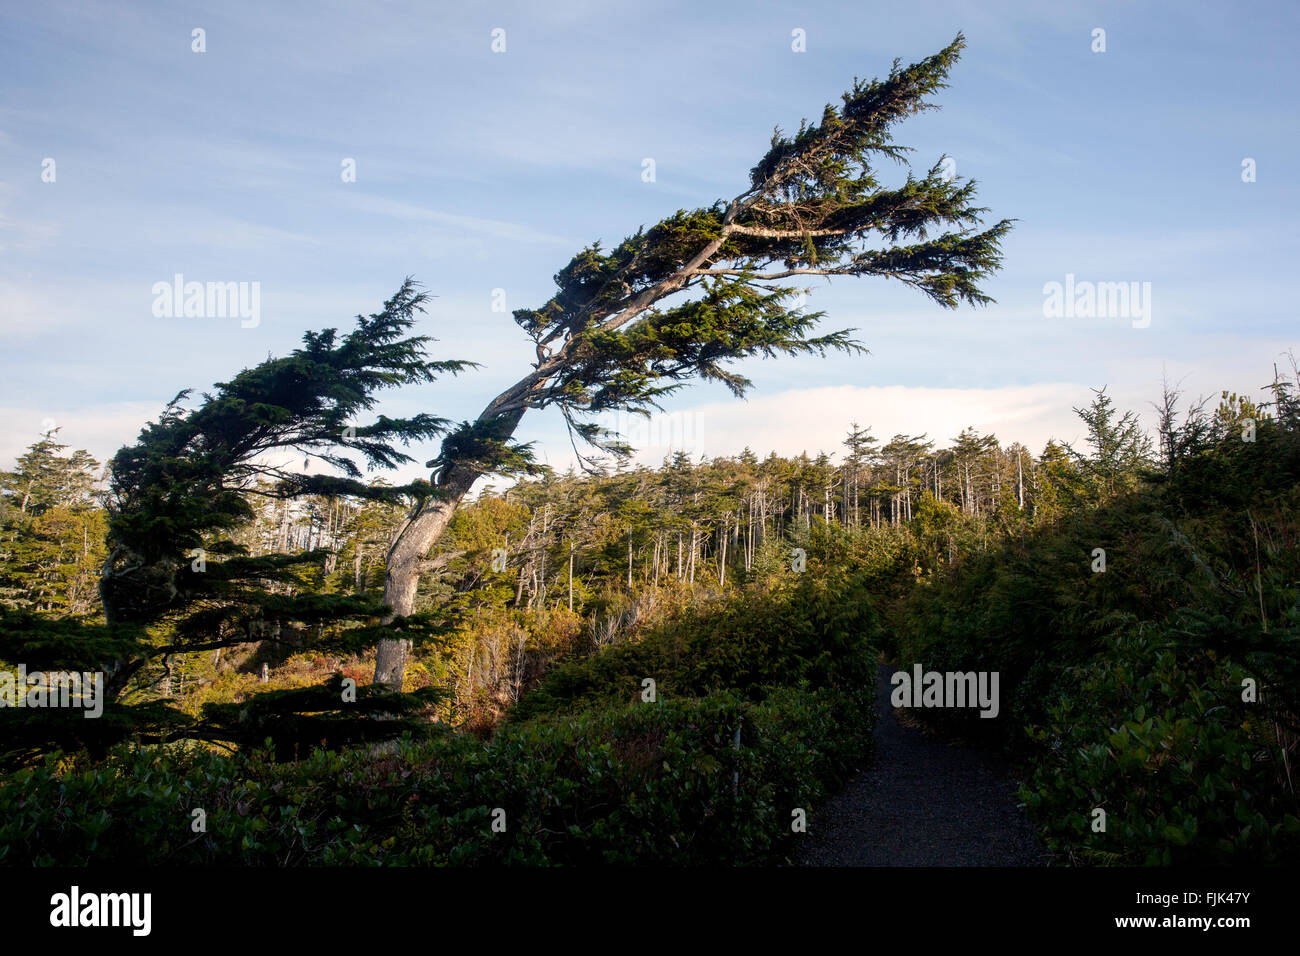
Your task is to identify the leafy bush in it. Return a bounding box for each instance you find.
[1020,626,1300,864]
[511,568,880,722]
[0,686,870,866]
[889,427,1300,863]
[0,567,877,866]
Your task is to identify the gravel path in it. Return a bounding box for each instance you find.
[798,663,1048,866]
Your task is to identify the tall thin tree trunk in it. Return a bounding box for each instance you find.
[1017,451,1024,510]
[688,525,697,584]
[718,516,728,586]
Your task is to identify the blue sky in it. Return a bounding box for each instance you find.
[2,0,1297,483]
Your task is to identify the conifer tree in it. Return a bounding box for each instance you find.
[949,427,998,516]
[841,423,879,529]
[375,34,1013,686]
[0,282,464,762]
[1066,387,1154,499]
[0,430,100,518]
[0,433,105,614]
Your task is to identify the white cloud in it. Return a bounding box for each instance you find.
[0,188,59,255]
[576,383,1089,467]
[575,381,1187,470]
[0,401,160,472]
[339,194,577,247]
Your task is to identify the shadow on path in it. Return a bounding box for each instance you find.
[798,663,1048,866]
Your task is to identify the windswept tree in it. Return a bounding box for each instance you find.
[1,282,465,763]
[98,281,470,641]
[375,33,1013,688]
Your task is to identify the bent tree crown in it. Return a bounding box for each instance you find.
[373,33,1014,689]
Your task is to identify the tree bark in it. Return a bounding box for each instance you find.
[718,516,728,586]
[1017,451,1024,510]
[372,464,477,689]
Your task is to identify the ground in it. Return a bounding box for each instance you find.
[798,664,1047,866]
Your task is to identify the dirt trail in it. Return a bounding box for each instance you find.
[798,663,1047,866]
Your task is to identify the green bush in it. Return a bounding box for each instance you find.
[0,568,878,866]
[888,435,1300,863]
[0,686,871,866]
[511,568,880,721]
[1019,626,1300,864]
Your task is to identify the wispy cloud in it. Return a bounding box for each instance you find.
[0,401,161,470]
[0,0,1294,478]
[340,194,577,247]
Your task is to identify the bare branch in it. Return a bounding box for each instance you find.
[418,550,465,573]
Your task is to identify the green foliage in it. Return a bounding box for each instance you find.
[6,281,1296,867]
[1064,386,1155,500]
[1021,627,1299,864]
[0,433,105,615]
[0,431,99,518]
[509,568,879,722]
[1,282,475,762]
[891,377,1300,863]
[193,674,451,761]
[0,571,877,864]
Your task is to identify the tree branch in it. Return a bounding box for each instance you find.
[418,550,465,573]
[727,224,854,239]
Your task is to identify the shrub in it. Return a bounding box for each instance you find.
[1019,626,1300,864]
[0,687,871,866]
[0,567,878,866]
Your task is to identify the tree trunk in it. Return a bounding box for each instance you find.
[372,466,476,689]
[688,525,697,584]
[718,516,728,586]
[1017,451,1024,510]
